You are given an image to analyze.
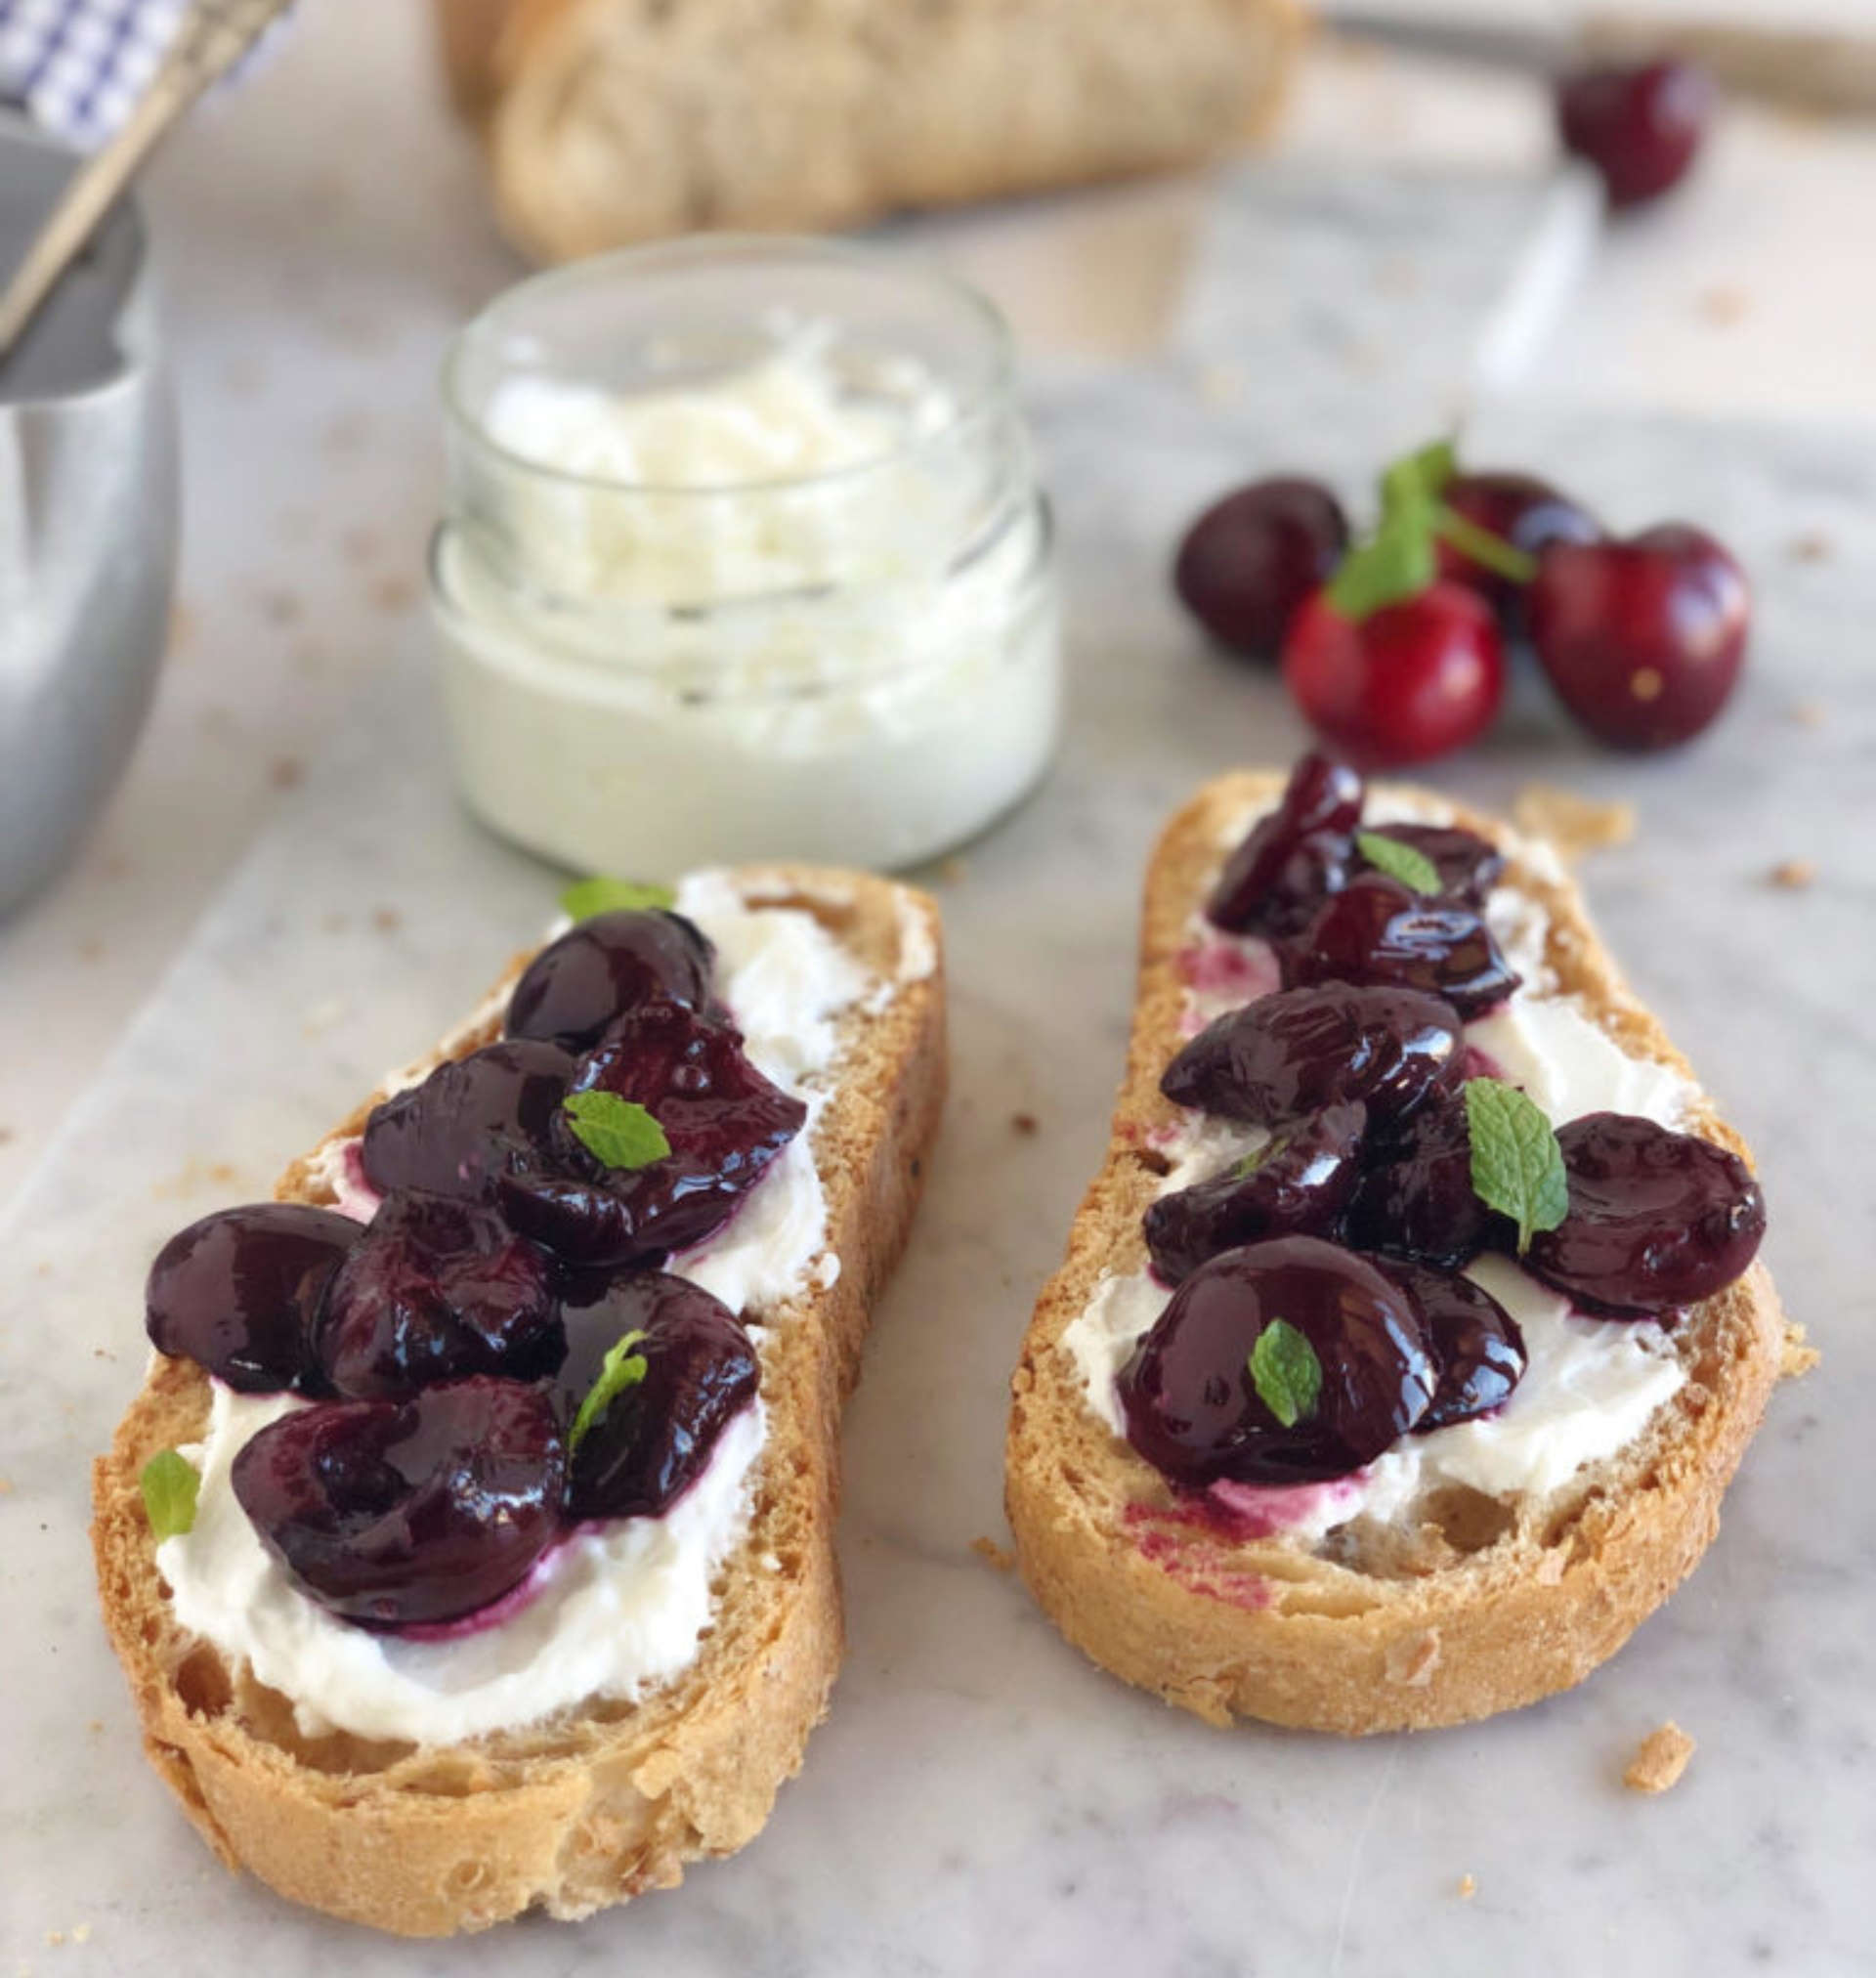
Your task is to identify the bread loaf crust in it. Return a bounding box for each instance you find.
[1005,773,1790,1734]
[92,868,945,1934]
[444,0,1303,261]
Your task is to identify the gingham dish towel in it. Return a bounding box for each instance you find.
[0,0,273,149]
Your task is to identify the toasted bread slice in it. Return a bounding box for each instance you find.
[1006,773,1791,1734]
[93,867,944,1935]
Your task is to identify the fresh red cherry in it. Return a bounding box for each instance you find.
[1207,751,1364,937]
[1436,471,1601,612]
[1557,59,1714,211]
[1528,525,1749,751]
[1174,478,1350,663]
[1282,581,1505,769]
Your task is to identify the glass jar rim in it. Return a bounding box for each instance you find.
[441,234,1017,502]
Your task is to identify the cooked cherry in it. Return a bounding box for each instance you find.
[1524,1113,1766,1316]
[1118,1235,1435,1485]
[551,1271,760,1521]
[313,1190,561,1399]
[1528,526,1749,752]
[1164,983,1463,1131]
[506,909,715,1051]
[1557,59,1713,211]
[1144,1102,1367,1286]
[361,1039,576,1205]
[1207,751,1364,937]
[232,1378,566,1628]
[1375,1259,1525,1431]
[1436,471,1601,614]
[146,1203,362,1394]
[499,998,806,1267]
[1351,823,1504,907]
[1286,874,1519,1019]
[1173,478,1351,663]
[1345,1088,1494,1269]
[1282,581,1505,769]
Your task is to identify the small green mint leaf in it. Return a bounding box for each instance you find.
[1355,830,1441,896]
[559,877,676,923]
[562,1091,671,1170]
[568,1330,650,1453]
[140,1449,200,1541]
[1232,1132,1288,1182]
[1247,1318,1322,1430]
[1324,501,1437,623]
[1465,1076,1569,1255]
[1434,502,1539,585]
[1379,437,1457,516]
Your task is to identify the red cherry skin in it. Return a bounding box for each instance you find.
[1556,59,1714,210]
[1174,478,1350,663]
[1436,471,1601,611]
[1527,525,1749,751]
[1281,581,1505,770]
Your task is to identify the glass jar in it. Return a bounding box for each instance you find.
[431,236,1061,875]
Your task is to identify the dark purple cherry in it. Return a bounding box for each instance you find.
[552,1271,760,1521]
[313,1190,562,1399]
[506,909,715,1051]
[1163,982,1463,1132]
[232,1378,566,1628]
[1351,823,1505,908]
[1525,1113,1766,1316]
[1557,59,1713,211]
[499,999,806,1267]
[1286,874,1519,1019]
[1345,1088,1493,1269]
[361,1038,575,1205]
[1173,478,1351,663]
[1118,1235,1434,1485]
[146,1203,362,1394]
[1376,1260,1525,1432]
[1144,1102,1367,1286]
[1207,752,1365,937]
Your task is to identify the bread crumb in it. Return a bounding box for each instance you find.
[372,907,402,933]
[1385,1628,1441,1688]
[1536,1550,1567,1585]
[0,1475,13,1493]
[971,1535,1016,1574]
[1514,784,1635,861]
[1791,701,1825,727]
[1781,1323,1821,1379]
[1696,284,1751,327]
[68,1930,89,1948]
[1768,860,1815,890]
[1195,361,1243,405]
[43,1935,63,1950]
[1786,532,1833,564]
[1457,1873,1476,1900]
[1010,1112,1040,1138]
[372,574,417,615]
[937,856,969,887]
[269,755,305,791]
[1625,1721,1695,1794]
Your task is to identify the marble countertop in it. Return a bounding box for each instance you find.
[4,3,1875,1972]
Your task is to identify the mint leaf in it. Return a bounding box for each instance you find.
[140,1449,199,1540]
[1434,503,1538,585]
[568,1330,649,1453]
[1233,1132,1287,1182]
[1355,830,1440,895]
[559,877,676,923]
[1465,1076,1569,1255]
[1247,1319,1322,1430]
[562,1092,670,1170]
[1379,438,1456,516]
[1324,500,1438,622]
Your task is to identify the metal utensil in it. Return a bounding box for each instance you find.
[0,0,294,361]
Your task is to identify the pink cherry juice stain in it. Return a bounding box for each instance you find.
[1175,935,1282,1034]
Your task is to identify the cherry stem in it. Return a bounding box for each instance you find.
[1435,504,1539,584]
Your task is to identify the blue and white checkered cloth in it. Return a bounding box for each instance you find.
[0,0,272,149]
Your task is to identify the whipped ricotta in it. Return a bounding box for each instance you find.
[1059,791,1696,1536]
[159,881,883,1742]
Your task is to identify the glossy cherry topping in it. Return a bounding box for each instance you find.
[313,1190,561,1399]
[361,1039,576,1207]
[232,1378,567,1628]
[1524,1113,1766,1316]
[1207,752,1364,937]
[1345,1088,1494,1270]
[552,1271,760,1521]
[1376,1260,1525,1432]
[1144,1101,1367,1286]
[146,1203,362,1394]
[1351,823,1505,908]
[506,909,715,1051]
[1118,1236,1435,1485]
[499,998,806,1267]
[1163,982,1463,1133]
[1286,874,1519,1020]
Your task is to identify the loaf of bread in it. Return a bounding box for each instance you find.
[1006,772,1795,1735]
[439,0,1302,262]
[93,868,945,1934]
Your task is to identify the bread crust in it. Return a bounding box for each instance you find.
[92,867,945,1934]
[1005,773,1790,1734]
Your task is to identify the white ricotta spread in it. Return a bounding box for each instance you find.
[1060,790,1696,1536]
[159,882,880,1742]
